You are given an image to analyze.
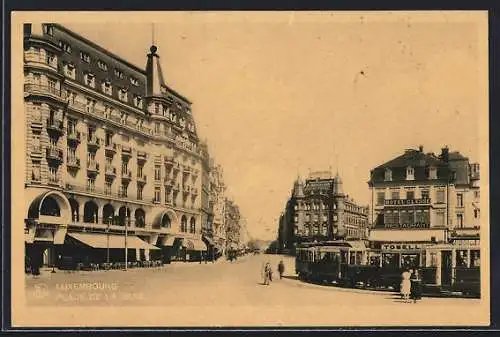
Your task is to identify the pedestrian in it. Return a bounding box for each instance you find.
[400,268,411,302]
[278,260,285,280]
[263,262,272,285]
[410,269,422,303]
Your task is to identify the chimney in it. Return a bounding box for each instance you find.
[419,145,424,153]
[441,146,449,162]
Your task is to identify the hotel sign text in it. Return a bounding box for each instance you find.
[385,198,431,206]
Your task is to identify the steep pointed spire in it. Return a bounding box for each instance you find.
[145,44,167,97]
[293,176,304,198]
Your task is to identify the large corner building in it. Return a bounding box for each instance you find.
[23,23,213,266]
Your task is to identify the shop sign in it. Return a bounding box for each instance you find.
[382,243,424,251]
[453,239,480,247]
[384,222,429,229]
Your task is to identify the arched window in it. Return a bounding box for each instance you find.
[161,214,171,228]
[102,204,114,225]
[40,196,60,217]
[83,201,98,223]
[181,215,187,232]
[69,198,79,222]
[118,206,130,226]
[189,217,196,233]
[135,208,146,228]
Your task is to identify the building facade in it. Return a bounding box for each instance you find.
[224,199,242,251]
[280,171,369,251]
[24,23,210,267]
[208,161,227,254]
[367,146,480,286]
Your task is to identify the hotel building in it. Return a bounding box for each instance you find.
[279,170,369,253]
[368,146,480,287]
[23,23,209,267]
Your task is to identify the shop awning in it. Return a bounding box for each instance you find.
[162,236,178,246]
[347,241,367,250]
[182,238,207,251]
[67,232,159,250]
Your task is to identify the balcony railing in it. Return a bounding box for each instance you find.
[67,130,81,143]
[105,142,117,154]
[24,83,66,101]
[183,185,191,193]
[24,51,58,69]
[384,198,432,206]
[46,118,64,135]
[105,165,117,177]
[164,178,174,187]
[87,162,100,175]
[67,157,81,169]
[87,136,100,149]
[137,174,147,184]
[164,156,174,165]
[137,151,148,161]
[48,176,61,186]
[121,146,132,157]
[31,145,43,156]
[121,170,132,181]
[46,146,63,162]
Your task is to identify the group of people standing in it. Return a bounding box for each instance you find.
[262,260,285,285]
[400,268,423,303]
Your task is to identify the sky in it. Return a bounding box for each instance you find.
[61,12,486,241]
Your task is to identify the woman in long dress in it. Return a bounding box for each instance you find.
[400,269,411,302]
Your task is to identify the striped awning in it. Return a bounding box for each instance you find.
[67,232,159,250]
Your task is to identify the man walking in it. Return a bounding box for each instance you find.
[278,260,285,280]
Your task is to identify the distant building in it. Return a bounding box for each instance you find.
[279,170,369,252]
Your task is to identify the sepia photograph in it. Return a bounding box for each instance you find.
[10,11,489,327]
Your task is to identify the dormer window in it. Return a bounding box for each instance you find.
[114,69,125,79]
[133,95,143,109]
[101,80,112,95]
[118,88,128,102]
[64,63,76,79]
[384,168,392,181]
[406,166,415,180]
[97,60,108,71]
[84,72,95,88]
[43,25,54,36]
[58,40,72,53]
[130,77,139,86]
[80,51,90,63]
[428,166,437,179]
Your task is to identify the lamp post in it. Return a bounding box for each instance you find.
[106,215,112,266]
[124,207,129,271]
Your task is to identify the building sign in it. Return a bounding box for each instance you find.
[453,239,480,247]
[384,198,431,206]
[384,222,429,229]
[382,243,424,251]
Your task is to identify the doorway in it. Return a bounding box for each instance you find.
[441,250,453,286]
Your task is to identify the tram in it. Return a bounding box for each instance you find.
[295,239,481,297]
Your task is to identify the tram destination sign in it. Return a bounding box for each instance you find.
[384,222,429,229]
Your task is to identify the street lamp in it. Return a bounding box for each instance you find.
[124,206,129,271]
[107,215,112,266]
